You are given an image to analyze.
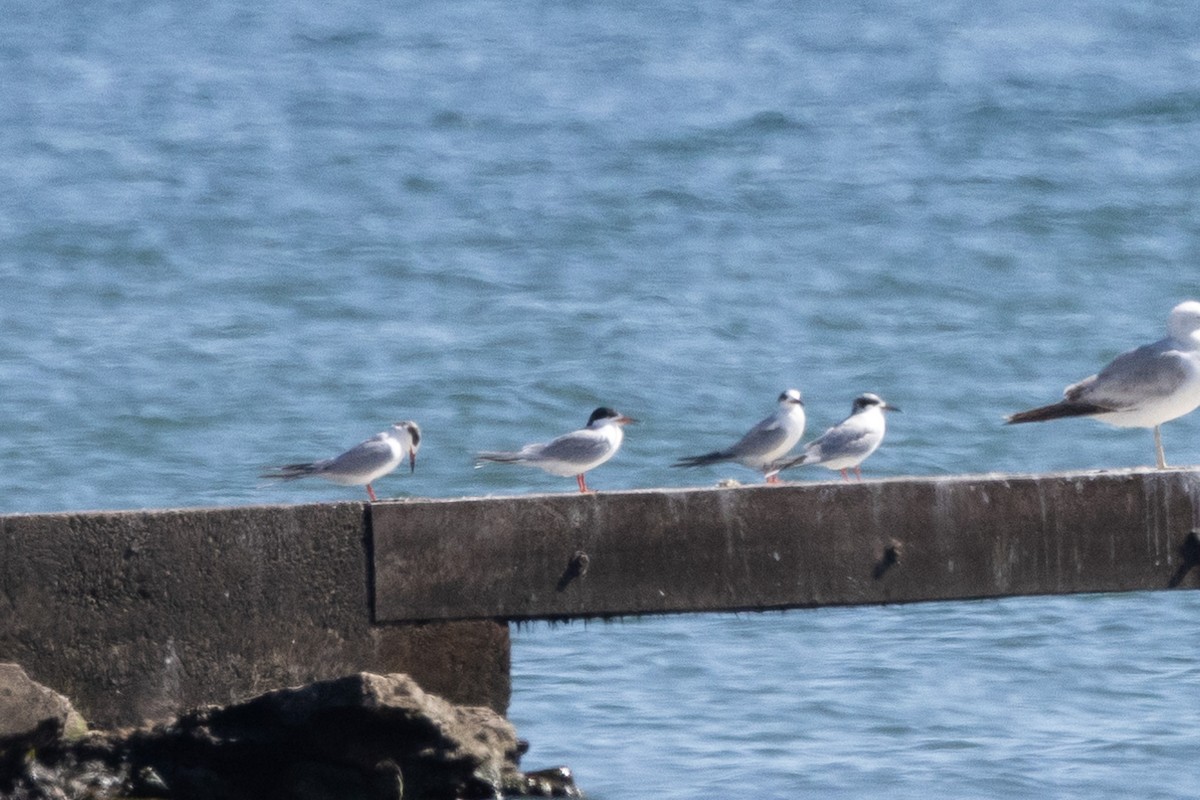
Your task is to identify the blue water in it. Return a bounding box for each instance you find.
[2,1,1199,796]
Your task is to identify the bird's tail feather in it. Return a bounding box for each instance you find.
[261,462,320,481]
[475,451,524,467]
[672,450,733,468]
[774,453,808,472]
[1005,402,1107,424]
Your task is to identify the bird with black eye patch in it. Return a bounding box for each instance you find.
[1006,300,1200,469]
[769,393,899,482]
[672,389,806,483]
[475,407,636,493]
[261,421,421,501]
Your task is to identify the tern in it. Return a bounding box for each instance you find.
[475,407,636,493]
[673,389,806,483]
[1007,300,1200,469]
[261,421,421,501]
[769,393,899,481]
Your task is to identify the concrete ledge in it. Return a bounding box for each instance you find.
[0,503,509,728]
[6,469,1199,728]
[372,468,1200,622]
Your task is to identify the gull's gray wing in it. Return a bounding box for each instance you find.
[729,414,790,458]
[805,425,874,465]
[1067,340,1189,411]
[536,430,612,463]
[322,433,394,474]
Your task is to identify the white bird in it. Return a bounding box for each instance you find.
[475,407,636,493]
[1007,300,1200,469]
[261,421,421,502]
[770,393,899,481]
[673,389,806,483]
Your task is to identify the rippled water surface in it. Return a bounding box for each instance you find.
[3,1,1199,797]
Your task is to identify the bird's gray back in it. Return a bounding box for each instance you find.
[809,424,874,462]
[1068,339,1190,409]
[324,436,395,473]
[536,430,611,463]
[732,416,790,457]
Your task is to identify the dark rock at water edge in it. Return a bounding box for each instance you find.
[0,664,89,746]
[0,665,580,799]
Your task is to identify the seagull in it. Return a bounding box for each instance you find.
[673,389,806,483]
[261,421,421,501]
[1006,300,1200,469]
[475,407,636,493]
[769,393,899,481]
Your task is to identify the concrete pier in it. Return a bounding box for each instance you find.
[3,468,1199,728]
[372,468,1200,620]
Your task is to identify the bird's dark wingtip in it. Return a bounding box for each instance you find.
[1005,402,1108,425]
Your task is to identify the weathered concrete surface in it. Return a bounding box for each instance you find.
[373,468,1200,622]
[0,503,509,728]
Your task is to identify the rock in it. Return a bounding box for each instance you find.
[131,672,524,799]
[511,766,583,797]
[0,674,151,798]
[0,663,88,748]
[0,670,576,799]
